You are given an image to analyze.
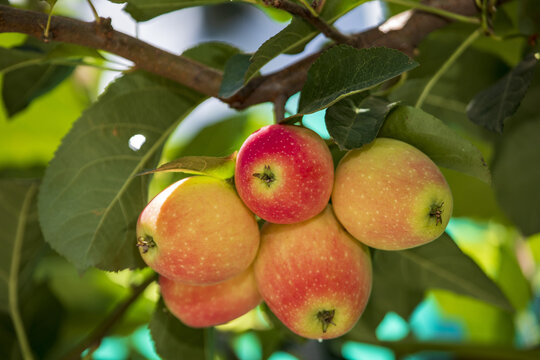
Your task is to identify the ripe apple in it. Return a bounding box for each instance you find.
[254,206,372,339]
[160,267,262,327]
[234,124,334,224]
[136,176,260,284]
[332,137,453,250]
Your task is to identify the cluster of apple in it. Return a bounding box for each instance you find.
[136,124,453,340]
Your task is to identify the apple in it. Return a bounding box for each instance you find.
[234,124,334,224]
[254,206,372,339]
[136,176,260,284]
[159,267,262,328]
[332,137,453,250]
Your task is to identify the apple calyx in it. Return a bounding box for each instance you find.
[316,309,336,333]
[429,202,444,225]
[137,235,156,254]
[252,165,276,188]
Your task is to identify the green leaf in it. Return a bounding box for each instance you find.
[325,93,398,150]
[2,60,73,118]
[0,41,101,118]
[379,106,492,184]
[373,233,513,311]
[0,179,44,313]
[219,53,253,98]
[296,46,418,116]
[139,153,236,179]
[38,71,206,272]
[467,54,538,133]
[115,0,248,22]
[492,116,540,236]
[150,299,205,360]
[182,42,240,71]
[245,0,367,83]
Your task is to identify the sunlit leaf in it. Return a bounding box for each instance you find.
[380,106,491,184]
[295,46,417,116]
[467,54,538,133]
[139,153,236,179]
[325,93,397,150]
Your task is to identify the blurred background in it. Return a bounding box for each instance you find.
[1,1,540,359]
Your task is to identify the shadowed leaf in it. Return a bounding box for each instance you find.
[150,299,205,360]
[467,53,538,133]
[373,233,513,311]
[326,93,398,150]
[295,46,417,116]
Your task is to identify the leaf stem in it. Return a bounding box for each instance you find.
[263,0,351,44]
[8,183,38,360]
[64,273,158,360]
[384,0,480,24]
[297,0,319,17]
[86,0,100,24]
[204,327,216,360]
[43,1,57,41]
[415,28,482,109]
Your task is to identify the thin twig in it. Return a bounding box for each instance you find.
[274,94,288,123]
[0,0,483,110]
[8,184,38,360]
[416,27,482,108]
[263,0,352,44]
[385,0,480,24]
[64,273,158,360]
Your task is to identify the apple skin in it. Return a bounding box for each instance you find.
[254,206,372,339]
[332,137,453,250]
[136,176,260,285]
[159,267,262,328]
[234,124,334,224]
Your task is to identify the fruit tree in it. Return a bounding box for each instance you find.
[1,0,540,359]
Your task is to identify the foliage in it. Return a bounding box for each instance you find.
[1,0,540,359]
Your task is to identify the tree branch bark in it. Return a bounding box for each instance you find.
[0,1,481,110]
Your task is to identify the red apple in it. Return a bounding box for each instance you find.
[160,267,262,327]
[234,124,334,224]
[254,206,372,339]
[136,176,260,284]
[332,137,453,250]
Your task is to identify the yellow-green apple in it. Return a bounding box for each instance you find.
[136,176,260,284]
[234,124,334,224]
[332,137,453,250]
[254,206,372,339]
[159,267,262,327]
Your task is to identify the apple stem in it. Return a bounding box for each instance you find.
[317,309,336,333]
[430,202,444,225]
[252,165,276,187]
[136,235,156,254]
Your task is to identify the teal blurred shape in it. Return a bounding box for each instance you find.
[342,341,395,360]
[410,297,464,341]
[285,93,330,139]
[376,312,410,341]
[91,337,129,360]
[131,325,161,360]
[233,332,262,360]
[268,351,300,360]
